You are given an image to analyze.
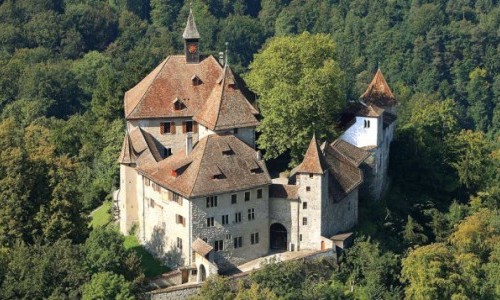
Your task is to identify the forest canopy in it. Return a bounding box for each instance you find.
[0,0,498,298]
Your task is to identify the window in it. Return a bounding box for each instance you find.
[177,237,183,250]
[144,178,150,186]
[221,215,229,225]
[251,232,259,245]
[185,121,194,133]
[233,237,243,249]
[214,240,223,251]
[303,217,308,225]
[299,234,303,241]
[163,147,172,158]
[202,237,208,243]
[176,214,185,226]
[160,122,172,134]
[149,198,155,208]
[257,189,263,199]
[309,173,314,178]
[303,202,308,209]
[191,269,197,275]
[226,234,232,240]
[306,186,311,192]
[233,128,239,134]
[170,192,181,205]
[364,120,371,128]
[206,196,218,208]
[244,191,250,201]
[231,194,237,204]
[248,208,255,221]
[174,100,185,111]
[206,217,214,227]
[234,212,242,223]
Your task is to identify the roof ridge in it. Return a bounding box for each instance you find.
[127,56,172,118]
[212,66,227,129]
[187,135,210,198]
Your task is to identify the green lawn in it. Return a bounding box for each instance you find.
[90,201,169,278]
[90,201,112,229]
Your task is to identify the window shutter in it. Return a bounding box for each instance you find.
[171,122,176,134]
[193,121,198,133]
[160,123,165,134]
[182,121,186,133]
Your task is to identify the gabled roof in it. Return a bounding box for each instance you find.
[193,66,259,131]
[137,134,271,199]
[124,55,224,119]
[293,134,328,175]
[360,69,396,107]
[324,140,370,200]
[183,8,200,39]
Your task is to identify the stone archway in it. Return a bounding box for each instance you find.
[198,264,206,283]
[270,223,287,251]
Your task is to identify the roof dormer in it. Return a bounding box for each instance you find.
[191,75,203,86]
[173,97,186,111]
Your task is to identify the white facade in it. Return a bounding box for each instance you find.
[341,116,381,148]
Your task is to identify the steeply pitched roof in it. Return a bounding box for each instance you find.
[269,184,299,200]
[193,66,259,131]
[124,55,224,119]
[360,69,396,107]
[324,140,369,200]
[293,134,328,175]
[137,134,271,199]
[182,8,200,39]
[118,133,136,164]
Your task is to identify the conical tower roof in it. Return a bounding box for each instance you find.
[183,8,200,39]
[294,134,328,174]
[360,68,396,107]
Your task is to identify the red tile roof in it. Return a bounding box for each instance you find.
[124,55,224,119]
[137,133,271,199]
[192,238,213,256]
[193,66,259,130]
[360,69,396,107]
[293,134,328,175]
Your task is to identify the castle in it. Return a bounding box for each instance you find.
[117,9,396,282]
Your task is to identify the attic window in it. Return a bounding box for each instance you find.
[228,83,238,89]
[213,173,225,180]
[222,149,234,156]
[250,167,262,174]
[173,98,185,111]
[191,75,203,86]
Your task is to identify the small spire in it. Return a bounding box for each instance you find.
[183,5,200,39]
[224,42,229,66]
[378,61,381,70]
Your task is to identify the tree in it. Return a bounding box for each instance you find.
[82,272,134,300]
[246,32,345,164]
[150,0,182,29]
[402,215,428,247]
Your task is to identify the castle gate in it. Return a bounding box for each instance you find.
[270,223,287,251]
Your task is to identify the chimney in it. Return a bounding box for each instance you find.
[186,133,193,155]
[218,52,224,66]
[256,150,262,161]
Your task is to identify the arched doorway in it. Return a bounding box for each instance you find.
[198,264,206,283]
[270,223,287,251]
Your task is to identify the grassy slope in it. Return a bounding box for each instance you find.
[90,201,169,277]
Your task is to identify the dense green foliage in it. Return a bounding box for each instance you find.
[0,0,497,298]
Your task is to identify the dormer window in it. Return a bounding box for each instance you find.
[173,97,185,111]
[191,75,203,86]
[213,173,225,180]
[228,83,238,89]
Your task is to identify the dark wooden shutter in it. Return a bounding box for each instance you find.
[160,123,165,134]
[193,121,198,133]
[171,121,176,134]
[182,121,186,133]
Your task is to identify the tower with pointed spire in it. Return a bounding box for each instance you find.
[183,6,200,64]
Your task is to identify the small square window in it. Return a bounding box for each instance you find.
[185,121,193,133]
[160,122,171,134]
[306,186,311,192]
[233,128,239,134]
[309,173,314,178]
[303,202,308,209]
[207,217,215,227]
[303,217,308,225]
